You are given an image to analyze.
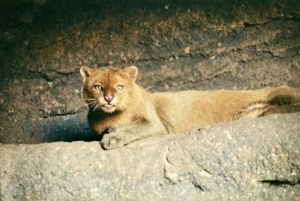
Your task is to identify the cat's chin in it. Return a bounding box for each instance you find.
[102,105,116,113]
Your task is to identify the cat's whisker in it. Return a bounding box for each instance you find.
[90,102,98,108]
[87,100,98,105]
[82,98,98,101]
[93,104,99,112]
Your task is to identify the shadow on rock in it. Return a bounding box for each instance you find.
[42,113,103,143]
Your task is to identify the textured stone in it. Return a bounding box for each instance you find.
[1,113,300,200]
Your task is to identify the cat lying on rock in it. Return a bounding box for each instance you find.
[80,66,300,150]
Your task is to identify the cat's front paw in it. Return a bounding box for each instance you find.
[100,133,125,150]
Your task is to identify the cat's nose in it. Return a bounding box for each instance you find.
[104,95,114,102]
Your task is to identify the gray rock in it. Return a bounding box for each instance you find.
[1,113,300,200]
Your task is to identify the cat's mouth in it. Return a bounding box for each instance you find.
[103,103,114,110]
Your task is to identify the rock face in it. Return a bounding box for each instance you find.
[1,113,300,200]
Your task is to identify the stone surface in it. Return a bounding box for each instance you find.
[1,113,300,200]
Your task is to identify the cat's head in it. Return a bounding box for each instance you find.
[80,66,138,113]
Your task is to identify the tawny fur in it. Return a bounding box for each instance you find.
[80,66,300,150]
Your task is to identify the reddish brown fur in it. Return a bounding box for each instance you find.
[80,66,300,149]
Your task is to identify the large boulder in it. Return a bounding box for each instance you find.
[1,113,299,200]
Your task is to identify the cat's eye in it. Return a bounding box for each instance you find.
[115,85,123,91]
[94,85,102,91]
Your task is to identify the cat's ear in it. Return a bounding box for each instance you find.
[124,66,138,82]
[80,66,93,82]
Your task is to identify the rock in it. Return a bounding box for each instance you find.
[1,113,300,200]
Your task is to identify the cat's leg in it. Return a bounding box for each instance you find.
[100,118,167,150]
[238,102,272,120]
[239,86,300,120]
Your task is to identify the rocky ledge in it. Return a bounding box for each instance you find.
[1,113,300,200]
